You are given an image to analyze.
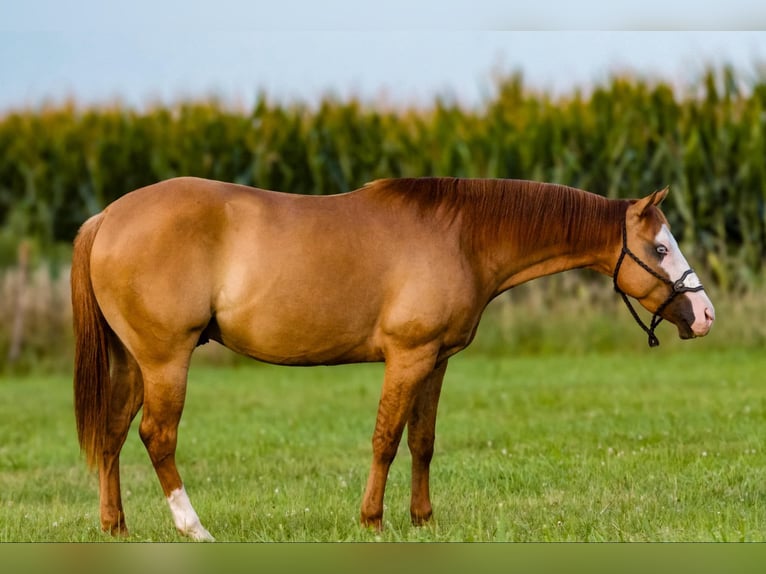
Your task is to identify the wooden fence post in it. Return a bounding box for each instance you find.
[7,240,29,365]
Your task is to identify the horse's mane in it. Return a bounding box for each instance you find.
[364,177,628,255]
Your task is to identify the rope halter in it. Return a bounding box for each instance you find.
[613,218,705,347]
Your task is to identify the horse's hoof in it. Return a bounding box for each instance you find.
[410,510,433,526]
[360,515,383,532]
[102,522,129,538]
[179,524,215,542]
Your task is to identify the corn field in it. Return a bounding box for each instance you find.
[0,66,765,289]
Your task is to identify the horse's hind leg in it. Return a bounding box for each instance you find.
[407,359,447,525]
[99,338,144,536]
[137,353,214,541]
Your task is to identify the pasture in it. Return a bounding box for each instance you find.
[1,344,764,542]
[1,63,763,551]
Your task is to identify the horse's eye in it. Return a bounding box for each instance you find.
[656,245,668,256]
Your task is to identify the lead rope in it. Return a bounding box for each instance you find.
[613,219,704,348]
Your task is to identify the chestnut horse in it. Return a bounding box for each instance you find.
[71,177,714,540]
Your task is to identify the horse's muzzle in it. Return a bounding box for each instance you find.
[692,305,715,337]
[675,299,715,339]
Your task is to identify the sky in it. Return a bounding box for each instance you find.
[2,1,766,112]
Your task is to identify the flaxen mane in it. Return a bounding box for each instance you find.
[365,177,628,253]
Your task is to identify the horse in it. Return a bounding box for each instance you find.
[70,176,715,540]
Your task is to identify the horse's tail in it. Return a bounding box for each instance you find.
[71,213,109,469]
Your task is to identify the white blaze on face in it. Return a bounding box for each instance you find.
[167,486,215,541]
[655,224,715,336]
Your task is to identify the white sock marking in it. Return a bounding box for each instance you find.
[167,486,215,541]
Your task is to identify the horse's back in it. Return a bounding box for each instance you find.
[88,177,479,365]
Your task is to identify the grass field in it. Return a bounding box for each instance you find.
[1,342,764,542]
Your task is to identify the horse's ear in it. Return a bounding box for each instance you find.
[651,186,669,207]
[628,186,669,219]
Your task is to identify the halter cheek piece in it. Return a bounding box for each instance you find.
[613,219,705,348]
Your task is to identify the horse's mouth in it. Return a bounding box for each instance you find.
[677,325,696,340]
[676,317,713,340]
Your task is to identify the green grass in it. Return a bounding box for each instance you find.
[1,345,764,542]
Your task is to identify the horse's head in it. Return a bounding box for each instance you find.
[614,187,715,345]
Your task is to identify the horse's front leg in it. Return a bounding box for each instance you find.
[407,359,448,525]
[360,345,440,530]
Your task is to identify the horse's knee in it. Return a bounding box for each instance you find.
[371,431,401,465]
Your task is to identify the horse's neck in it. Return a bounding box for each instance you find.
[480,190,625,297]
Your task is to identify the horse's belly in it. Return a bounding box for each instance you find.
[214,307,383,366]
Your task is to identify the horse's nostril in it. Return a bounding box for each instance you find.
[705,307,715,323]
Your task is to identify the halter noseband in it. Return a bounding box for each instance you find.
[613,219,705,348]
